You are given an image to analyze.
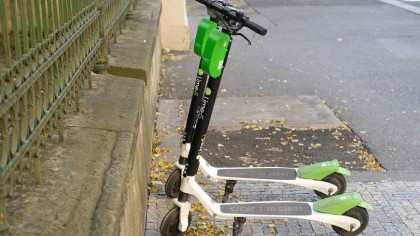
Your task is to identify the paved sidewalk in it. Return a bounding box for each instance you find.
[145,99,420,236]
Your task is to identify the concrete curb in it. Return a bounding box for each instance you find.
[107,0,162,85]
[348,171,420,182]
[90,0,162,235]
[89,131,137,236]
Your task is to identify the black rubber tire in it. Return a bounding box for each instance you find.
[165,169,181,198]
[314,173,347,199]
[160,207,192,236]
[332,207,369,236]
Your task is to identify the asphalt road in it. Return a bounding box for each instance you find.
[163,0,420,172]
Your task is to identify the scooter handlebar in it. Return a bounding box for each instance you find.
[243,19,267,36]
[195,0,267,36]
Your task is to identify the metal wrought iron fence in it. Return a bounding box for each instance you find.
[0,0,135,233]
[96,0,132,70]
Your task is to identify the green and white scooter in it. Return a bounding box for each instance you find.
[161,1,373,235]
[166,8,350,202]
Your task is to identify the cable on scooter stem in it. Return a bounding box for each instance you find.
[195,0,267,35]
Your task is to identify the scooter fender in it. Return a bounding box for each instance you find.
[336,166,351,177]
[297,160,351,180]
[314,193,373,215]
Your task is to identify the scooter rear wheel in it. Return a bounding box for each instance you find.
[160,207,192,236]
[314,173,346,198]
[332,206,369,236]
[165,169,181,198]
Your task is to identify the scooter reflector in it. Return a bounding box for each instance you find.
[194,19,218,57]
[201,30,230,78]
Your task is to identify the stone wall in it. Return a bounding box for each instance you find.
[5,0,162,235]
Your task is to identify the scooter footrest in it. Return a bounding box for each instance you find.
[217,167,297,180]
[220,202,312,216]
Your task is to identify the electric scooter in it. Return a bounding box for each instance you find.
[165,4,351,202]
[160,1,372,235]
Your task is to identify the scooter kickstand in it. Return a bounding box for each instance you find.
[233,217,246,236]
[222,180,237,203]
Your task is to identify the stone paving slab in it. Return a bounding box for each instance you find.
[178,96,343,130]
[146,99,420,235]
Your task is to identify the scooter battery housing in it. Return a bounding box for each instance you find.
[201,30,230,78]
[194,18,218,57]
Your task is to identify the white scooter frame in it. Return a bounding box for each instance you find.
[168,144,350,201]
[173,175,364,233]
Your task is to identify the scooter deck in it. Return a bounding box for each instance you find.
[220,201,312,216]
[217,167,297,180]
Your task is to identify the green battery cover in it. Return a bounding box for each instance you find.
[201,30,230,78]
[194,19,218,57]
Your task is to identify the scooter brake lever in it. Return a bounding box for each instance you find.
[233,32,252,45]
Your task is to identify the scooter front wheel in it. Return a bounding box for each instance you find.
[165,169,181,198]
[314,173,346,199]
[160,207,192,236]
[332,206,369,236]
